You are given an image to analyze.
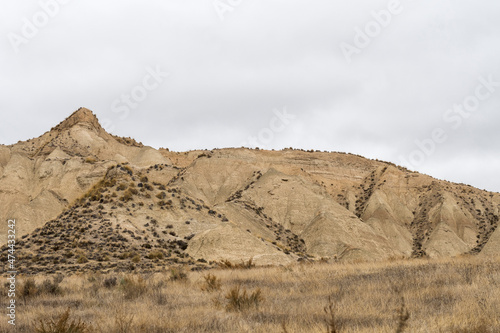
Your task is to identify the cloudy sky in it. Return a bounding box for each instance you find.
[1,0,499,192]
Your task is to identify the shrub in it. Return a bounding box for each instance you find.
[113,309,134,333]
[395,295,410,333]
[119,276,147,300]
[21,278,38,301]
[40,275,63,296]
[146,250,164,260]
[34,308,90,333]
[131,254,141,263]
[119,252,134,260]
[324,296,340,333]
[218,259,234,269]
[103,277,117,289]
[151,281,167,305]
[123,165,133,174]
[218,258,255,269]
[156,192,166,199]
[169,268,188,282]
[120,189,135,202]
[77,255,88,264]
[224,285,263,312]
[140,176,149,183]
[103,178,117,188]
[117,183,128,191]
[240,257,255,269]
[201,274,221,292]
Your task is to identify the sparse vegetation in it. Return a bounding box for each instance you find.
[34,308,90,333]
[218,257,255,269]
[324,295,340,333]
[84,157,97,164]
[117,183,128,191]
[201,273,222,292]
[395,294,410,333]
[3,256,499,332]
[146,250,164,260]
[224,285,263,312]
[103,276,117,288]
[169,267,188,282]
[40,275,64,296]
[119,276,147,300]
[76,255,88,264]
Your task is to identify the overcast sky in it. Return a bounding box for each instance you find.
[1,0,499,192]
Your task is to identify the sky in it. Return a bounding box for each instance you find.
[1,0,499,192]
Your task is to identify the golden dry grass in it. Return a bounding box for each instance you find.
[1,256,500,332]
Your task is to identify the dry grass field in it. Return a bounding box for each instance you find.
[2,256,500,333]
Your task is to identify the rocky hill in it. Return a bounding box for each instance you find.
[1,108,499,273]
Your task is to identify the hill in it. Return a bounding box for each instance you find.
[1,108,499,273]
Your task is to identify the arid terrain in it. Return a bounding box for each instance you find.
[2,108,500,268]
[1,108,500,332]
[1,256,500,332]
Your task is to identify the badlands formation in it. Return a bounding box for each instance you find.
[1,108,499,273]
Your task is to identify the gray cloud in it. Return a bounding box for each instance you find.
[1,0,499,192]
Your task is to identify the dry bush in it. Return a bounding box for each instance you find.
[169,268,188,282]
[201,273,222,292]
[119,276,147,300]
[324,296,340,333]
[146,250,164,260]
[20,278,38,301]
[218,257,255,270]
[77,255,88,264]
[112,309,134,333]
[34,308,90,333]
[156,192,167,199]
[122,165,133,174]
[117,183,128,191]
[103,277,117,289]
[395,295,410,333]
[150,281,167,305]
[118,252,133,260]
[40,275,64,296]
[224,285,263,312]
[120,189,135,202]
[19,275,64,301]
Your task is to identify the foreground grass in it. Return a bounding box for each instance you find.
[1,256,499,332]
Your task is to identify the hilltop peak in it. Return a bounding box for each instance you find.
[52,107,103,132]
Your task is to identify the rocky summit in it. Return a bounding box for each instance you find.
[1,108,499,274]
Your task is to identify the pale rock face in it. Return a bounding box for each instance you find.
[186,224,294,266]
[301,212,398,260]
[479,225,500,257]
[1,107,500,265]
[424,223,470,258]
